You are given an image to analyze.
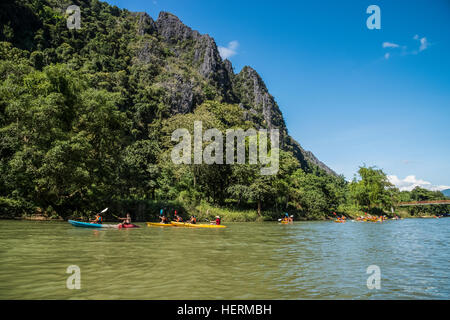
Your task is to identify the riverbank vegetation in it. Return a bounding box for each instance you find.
[1,0,448,221]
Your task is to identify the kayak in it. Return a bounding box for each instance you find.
[68,220,139,229]
[171,221,226,228]
[118,223,140,229]
[146,222,174,227]
[280,220,291,224]
[334,220,346,223]
[171,221,226,229]
[68,220,117,228]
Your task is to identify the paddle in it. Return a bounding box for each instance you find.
[110,210,124,221]
[110,213,126,227]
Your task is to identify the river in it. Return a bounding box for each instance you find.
[0,218,448,299]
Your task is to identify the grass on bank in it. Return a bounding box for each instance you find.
[3,198,447,222]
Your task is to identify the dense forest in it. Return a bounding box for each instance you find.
[0,0,448,221]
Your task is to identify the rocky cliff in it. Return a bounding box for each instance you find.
[142,11,336,175]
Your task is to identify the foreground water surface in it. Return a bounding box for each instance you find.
[0,218,449,299]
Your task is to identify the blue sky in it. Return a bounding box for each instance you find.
[106,0,450,191]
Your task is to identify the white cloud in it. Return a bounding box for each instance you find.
[419,37,428,51]
[388,175,450,192]
[381,41,401,59]
[382,42,400,48]
[413,35,429,52]
[218,40,239,60]
[382,35,430,59]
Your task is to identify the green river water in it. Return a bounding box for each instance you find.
[0,218,449,299]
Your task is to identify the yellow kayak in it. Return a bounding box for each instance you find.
[171,221,226,228]
[146,222,174,227]
[280,220,290,224]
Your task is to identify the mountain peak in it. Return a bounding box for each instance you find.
[156,11,200,43]
[234,65,283,129]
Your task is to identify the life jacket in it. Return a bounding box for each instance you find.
[96,216,102,224]
[215,218,221,225]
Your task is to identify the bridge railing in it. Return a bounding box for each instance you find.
[397,200,450,206]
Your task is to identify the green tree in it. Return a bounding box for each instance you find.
[348,165,395,213]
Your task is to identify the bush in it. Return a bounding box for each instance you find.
[0,197,32,218]
[194,202,264,222]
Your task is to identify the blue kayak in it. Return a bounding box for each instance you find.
[68,220,117,228]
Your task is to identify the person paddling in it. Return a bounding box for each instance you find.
[118,213,132,226]
[188,215,197,224]
[90,212,102,224]
[158,208,168,224]
[210,215,221,225]
[173,210,183,222]
[161,209,171,224]
[159,214,169,224]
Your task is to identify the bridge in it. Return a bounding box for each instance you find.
[397,200,450,207]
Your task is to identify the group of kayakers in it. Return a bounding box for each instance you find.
[87,208,224,226]
[333,211,405,223]
[355,214,388,222]
[89,209,222,226]
[158,209,221,225]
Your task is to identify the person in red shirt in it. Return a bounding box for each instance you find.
[210,215,221,225]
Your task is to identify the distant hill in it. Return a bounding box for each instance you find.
[442,189,450,197]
